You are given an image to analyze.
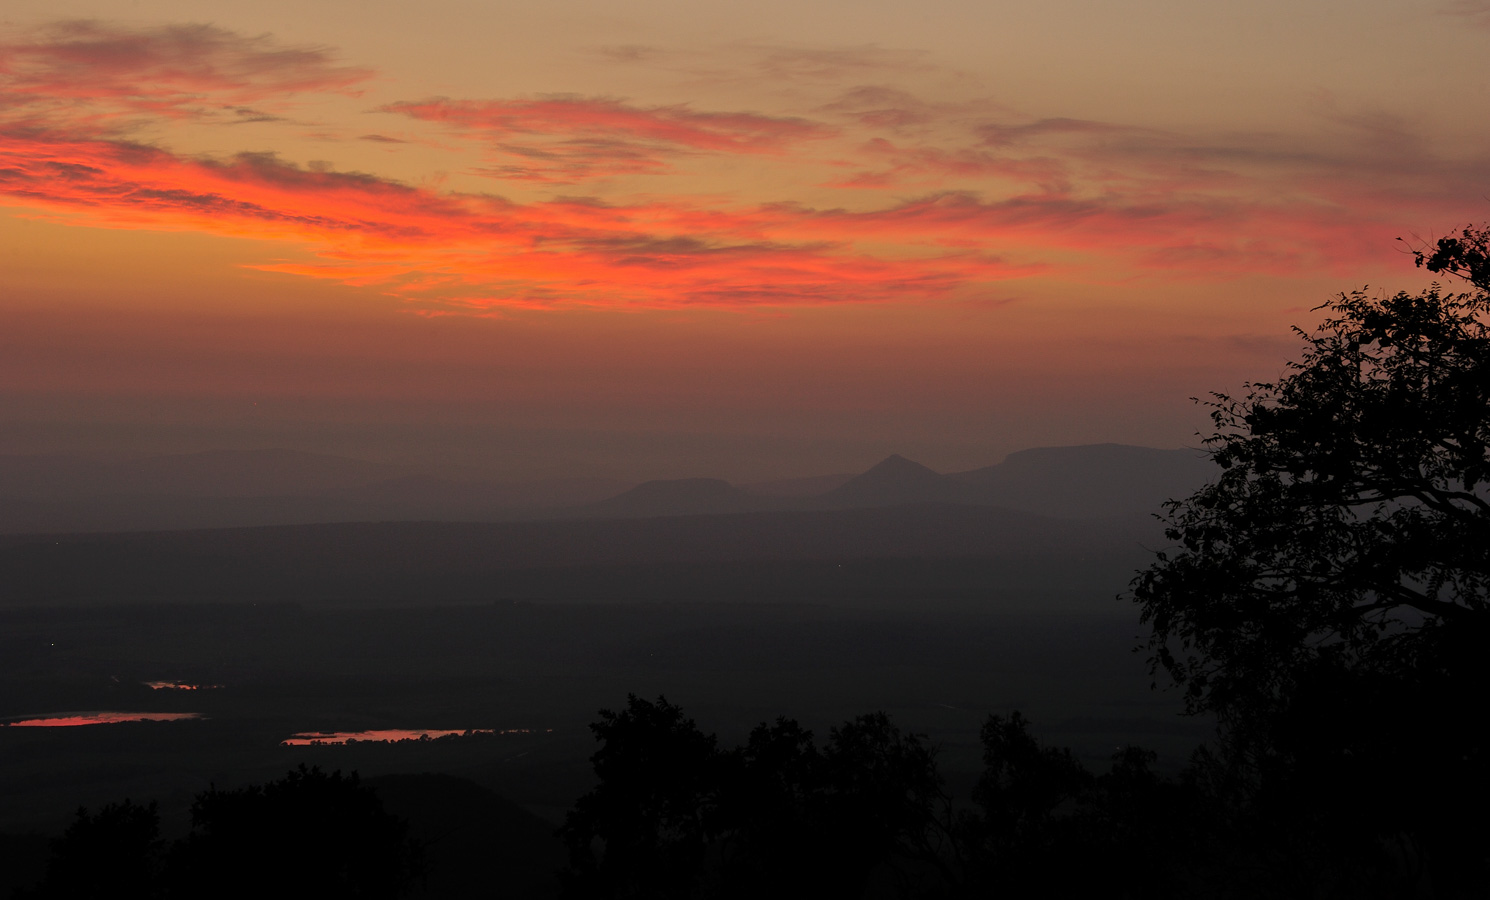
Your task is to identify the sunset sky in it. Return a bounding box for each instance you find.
[4,0,1489,480]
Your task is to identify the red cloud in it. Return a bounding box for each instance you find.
[0,21,1476,313]
[976,117,1127,147]
[0,20,372,129]
[0,112,1454,310]
[0,128,1039,308]
[385,96,833,182]
[827,139,1073,193]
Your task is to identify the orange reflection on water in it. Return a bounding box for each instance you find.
[4,711,202,727]
[143,681,223,691]
[281,727,550,746]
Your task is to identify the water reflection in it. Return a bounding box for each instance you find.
[281,728,549,746]
[143,681,223,691]
[3,711,203,727]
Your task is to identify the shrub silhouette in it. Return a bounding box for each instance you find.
[26,768,421,900]
[169,765,421,899]
[559,696,953,899]
[29,800,164,900]
[559,695,724,899]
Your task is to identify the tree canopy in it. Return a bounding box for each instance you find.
[1130,284,1490,728]
[558,695,955,899]
[26,767,421,900]
[1129,227,1490,889]
[172,765,421,899]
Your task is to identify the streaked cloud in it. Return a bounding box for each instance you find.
[746,43,932,81]
[1441,0,1490,26]
[383,96,834,182]
[0,128,1040,308]
[828,138,1073,193]
[977,117,1128,147]
[0,20,371,130]
[0,20,1482,314]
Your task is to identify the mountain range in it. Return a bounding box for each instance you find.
[564,444,1213,521]
[0,443,1216,534]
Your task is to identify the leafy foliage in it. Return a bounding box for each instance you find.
[1412,222,1490,290]
[25,768,421,900]
[172,765,421,899]
[30,800,165,900]
[1130,286,1490,736]
[559,696,725,899]
[561,701,1243,899]
[559,696,954,899]
[1129,231,1490,892]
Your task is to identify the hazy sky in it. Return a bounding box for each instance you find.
[3,1,1488,480]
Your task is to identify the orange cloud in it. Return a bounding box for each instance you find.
[764,190,1397,279]
[827,138,1073,193]
[0,21,1479,314]
[0,118,1425,310]
[0,128,1039,308]
[384,96,834,182]
[0,20,371,130]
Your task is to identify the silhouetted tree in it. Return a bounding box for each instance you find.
[1412,222,1490,290]
[717,716,828,895]
[946,713,1227,899]
[811,712,955,896]
[168,765,421,899]
[1076,746,1202,897]
[559,695,725,899]
[967,712,1089,851]
[28,800,164,900]
[1129,249,1490,892]
[560,699,953,899]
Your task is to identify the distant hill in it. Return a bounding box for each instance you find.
[819,454,963,508]
[743,473,854,497]
[0,442,1217,532]
[951,444,1215,518]
[563,445,1215,520]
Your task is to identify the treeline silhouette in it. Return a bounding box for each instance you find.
[19,766,421,900]
[24,694,1484,899]
[557,695,1485,899]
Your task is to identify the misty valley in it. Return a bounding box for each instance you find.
[0,445,1212,897]
[4,383,1486,898]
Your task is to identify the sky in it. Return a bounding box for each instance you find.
[3,0,1489,481]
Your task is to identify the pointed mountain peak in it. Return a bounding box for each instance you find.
[822,454,959,507]
[863,454,938,476]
